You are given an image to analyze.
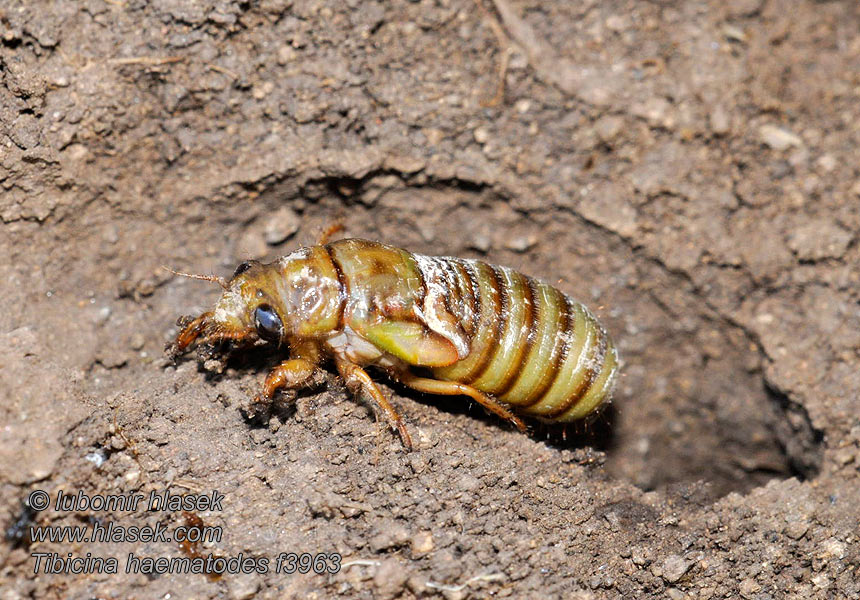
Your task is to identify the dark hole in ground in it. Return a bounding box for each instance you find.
[763,383,825,480]
[600,373,823,499]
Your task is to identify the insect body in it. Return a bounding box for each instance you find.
[168,237,619,450]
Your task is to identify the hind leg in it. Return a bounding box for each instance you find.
[393,371,527,432]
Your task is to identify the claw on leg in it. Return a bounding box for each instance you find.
[167,312,213,358]
[395,370,527,433]
[335,357,413,451]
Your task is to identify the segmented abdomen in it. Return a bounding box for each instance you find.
[419,256,619,422]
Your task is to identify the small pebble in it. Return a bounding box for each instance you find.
[10,114,41,149]
[85,451,106,467]
[660,554,691,583]
[594,115,624,143]
[264,206,300,245]
[739,578,761,599]
[456,473,482,492]
[505,235,537,253]
[277,45,296,65]
[722,24,748,43]
[815,154,836,173]
[631,97,674,129]
[96,306,112,325]
[726,0,764,17]
[759,124,802,150]
[203,358,225,373]
[384,154,426,174]
[422,127,445,146]
[816,538,846,561]
[411,531,434,555]
[129,333,145,350]
[252,80,274,100]
[709,105,730,136]
[469,232,491,253]
[631,546,650,566]
[136,280,156,297]
[103,226,119,244]
[473,126,490,144]
[369,524,410,553]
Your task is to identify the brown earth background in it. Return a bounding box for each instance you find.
[1,0,859,598]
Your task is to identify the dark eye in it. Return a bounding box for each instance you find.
[254,304,282,342]
[233,260,258,278]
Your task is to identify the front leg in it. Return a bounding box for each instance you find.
[334,355,413,451]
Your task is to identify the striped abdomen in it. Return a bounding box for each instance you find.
[417,256,619,422]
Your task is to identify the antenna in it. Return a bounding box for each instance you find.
[162,266,229,290]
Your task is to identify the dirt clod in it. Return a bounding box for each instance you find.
[373,558,410,600]
[659,555,692,584]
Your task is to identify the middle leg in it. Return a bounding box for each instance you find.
[334,355,413,450]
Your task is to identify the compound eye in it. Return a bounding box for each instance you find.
[253,304,283,342]
[233,260,258,278]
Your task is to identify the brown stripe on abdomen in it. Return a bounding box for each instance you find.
[429,258,618,423]
[542,322,607,419]
[456,265,534,393]
[499,282,570,408]
[479,269,537,397]
[460,263,507,384]
[432,259,502,383]
[323,245,348,329]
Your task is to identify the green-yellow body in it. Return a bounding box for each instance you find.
[172,238,619,441]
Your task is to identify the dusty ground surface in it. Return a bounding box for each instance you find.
[1,0,859,598]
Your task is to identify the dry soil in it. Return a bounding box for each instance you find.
[1,1,859,599]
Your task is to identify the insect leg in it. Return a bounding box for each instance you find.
[169,311,213,357]
[260,358,324,401]
[243,358,323,422]
[394,371,527,433]
[258,340,326,402]
[318,222,344,245]
[246,343,325,423]
[334,356,413,450]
